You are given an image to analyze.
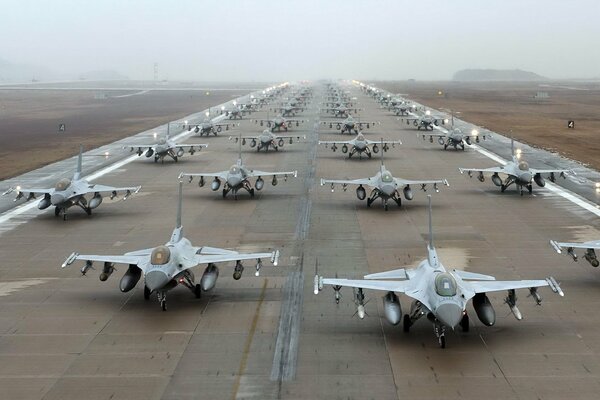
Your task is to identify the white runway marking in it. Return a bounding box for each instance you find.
[111,90,149,98]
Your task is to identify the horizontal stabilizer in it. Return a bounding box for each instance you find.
[453,269,496,281]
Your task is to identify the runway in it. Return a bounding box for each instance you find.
[1,82,600,400]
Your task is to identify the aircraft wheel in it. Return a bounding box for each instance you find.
[174,156,178,163]
[461,144,465,151]
[528,184,533,194]
[592,259,600,268]
[460,314,469,332]
[85,207,92,216]
[54,207,61,217]
[366,198,373,207]
[384,203,389,211]
[500,184,506,193]
[453,144,457,150]
[439,335,446,349]
[161,299,167,311]
[194,284,202,299]
[144,286,151,300]
[443,144,448,150]
[250,189,255,198]
[222,189,228,198]
[403,314,411,332]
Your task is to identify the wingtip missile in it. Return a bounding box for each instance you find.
[549,240,563,254]
[546,276,564,296]
[62,252,79,268]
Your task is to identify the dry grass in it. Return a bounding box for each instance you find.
[375,81,600,170]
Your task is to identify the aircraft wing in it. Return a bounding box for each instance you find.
[321,278,414,293]
[550,239,600,251]
[173,144,209,152]
[356,121,379,129]
[192,250,280,267]
[273,134,305,141]
[459,166,507,175]
[464,279,558,294]
[394,177,449,190]
[179,171,229,181]
[3,186,53,200]
[247,170,298,179]
[123,144,156,155]
[320,177,375,188]
[529,167,574,176]
[318,139,353,145]
[81,184,141,197]
[62,252,148,272]
[364,139,402,146]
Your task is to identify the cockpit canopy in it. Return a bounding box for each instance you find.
[229,165,240,174]
[381,171,394,183]
[158,138,167,145]
[356,133,365,141]
[451,128,462,136]
[150,246,171,265]
[518,161,529,171]
[55,178,71,191]
[435,272,457,297]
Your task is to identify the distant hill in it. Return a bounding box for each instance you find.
[453,69,546,82]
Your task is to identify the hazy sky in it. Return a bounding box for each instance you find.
[1,0,599,81]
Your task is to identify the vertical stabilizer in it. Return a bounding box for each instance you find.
[176,180,182,229]
[74,145,83,180]
[426,195,439,267]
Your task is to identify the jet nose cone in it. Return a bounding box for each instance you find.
[436,303,463,329]
[521,172,532,183]
[50,193,65,205]
[145,271,170,292]
[380,185,395,196]
[228,177,241,187]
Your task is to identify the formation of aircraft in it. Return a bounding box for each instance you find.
[459,139,574,195]
[320,115,379,134]
[124,132,208,163]
[319,135,401,159]
[421,127,487,150]
[62,182,280,310]
[2,146,140,220]
[315,196,563,348]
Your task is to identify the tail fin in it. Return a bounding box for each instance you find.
[380,138,384,173]
[74,145,83,180]
[427,195,433,248]
[176,180,182,229]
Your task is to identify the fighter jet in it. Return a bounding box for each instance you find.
[253,115,306,132]
[220,102,252,119]
[3,146,140,220]
[62,182,280,311]
[320,115,379,135]
[314,196,564,348]
[184,117,238,137]
[179,141,297,199]
[319,135,401,159]
[421,127,487,150]
[459,139,574,195]
[550,239,600,267]
[321,105,361,118]
[270,104,304,117]
[391,102,417,116]
[400,110,446,130]
[320,151,448,210]
[233,129,304,152]
[124,132,208,163]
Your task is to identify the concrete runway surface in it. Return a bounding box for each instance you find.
[1,82,600,400]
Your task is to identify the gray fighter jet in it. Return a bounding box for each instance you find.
[421,127,487,150]
[400,110,447,130]
[320,152,448,210]
[62,182,280,311]
[550,239,600,267]
[320,115,379,135]
[234,129,304,152]
[184,117,238,137]
[314,196,563,348]
[124,132,208,163]
[321,105,361,118]
[179,143,297,199]
[3,146,140,220]
[459,139,574,195]
[271,104,304,117]
[319,134,401,159]
[253,115,306,132]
